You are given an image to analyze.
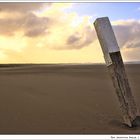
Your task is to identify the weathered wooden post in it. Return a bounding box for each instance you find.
[94,17,140,127]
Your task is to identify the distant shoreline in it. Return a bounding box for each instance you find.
[0,62,140,67]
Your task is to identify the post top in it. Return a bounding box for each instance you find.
[94,17,109,25]
[94,16,120,54]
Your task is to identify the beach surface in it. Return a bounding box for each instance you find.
[0,64,140,134]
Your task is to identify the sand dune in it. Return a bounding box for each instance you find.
[0,64,139,134]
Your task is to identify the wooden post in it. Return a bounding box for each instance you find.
[94,17,140,127]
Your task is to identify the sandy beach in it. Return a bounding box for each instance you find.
[0,64,139,134]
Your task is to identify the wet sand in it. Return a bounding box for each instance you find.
[0,64,140,134]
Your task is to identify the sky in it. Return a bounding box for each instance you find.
[0,2,140,63]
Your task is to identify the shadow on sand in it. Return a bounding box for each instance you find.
[109,119,140,131]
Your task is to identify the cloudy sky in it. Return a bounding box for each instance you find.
[0,2,140,63]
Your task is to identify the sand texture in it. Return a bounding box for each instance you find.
[0,64,140,134]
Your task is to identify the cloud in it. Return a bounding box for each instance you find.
[0,3,100,63]
[0,3,49,13]
[0,3,96,49]
[32,4,97,50]
[112,20,140,49]
[0,12,51,37]
[67,35,81,44]
[0,3,53,37]
[0,3,140,63]
[23,13,50,37]
[66,26,96,49]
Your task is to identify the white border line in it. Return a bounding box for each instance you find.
[0,1,140,2]
[0,135,139,139]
